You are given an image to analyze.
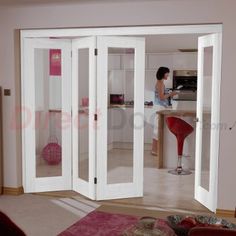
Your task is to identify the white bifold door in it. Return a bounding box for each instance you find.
[96,37,145,200]
[195,33,222,212]
[22,36,145,200]
[72,37,97,200]
[22,38,72,192]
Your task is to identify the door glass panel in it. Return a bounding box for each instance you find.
[107,48,134,184]
[78,48,89,182]
[200,46,213,191]
[35,48,62,177]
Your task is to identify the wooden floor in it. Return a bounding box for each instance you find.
[37,149,210,214]
[103,149,209,213]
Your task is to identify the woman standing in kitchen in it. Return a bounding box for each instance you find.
[152,67,177,155]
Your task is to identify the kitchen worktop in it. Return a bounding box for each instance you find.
[109,104,153,109]
[156,108,211,116]
[156,109,196,116]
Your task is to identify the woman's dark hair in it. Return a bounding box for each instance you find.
[156,67,170,80]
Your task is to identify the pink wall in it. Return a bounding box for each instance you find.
[0,0,235,210]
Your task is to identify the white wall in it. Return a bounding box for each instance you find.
[0,0,236,210]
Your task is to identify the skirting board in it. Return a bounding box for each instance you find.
[216,209,235,218]
[3,186,24,195]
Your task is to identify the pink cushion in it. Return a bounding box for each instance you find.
[189,227,236,236]
[0,211,26,236]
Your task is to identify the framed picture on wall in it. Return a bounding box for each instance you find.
[49,49,61,76]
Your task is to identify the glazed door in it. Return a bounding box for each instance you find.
[72,37,96,199]
[195,33,222,212]
[22,36,146,199]
[22,38,72,192]
[96,36,145,200]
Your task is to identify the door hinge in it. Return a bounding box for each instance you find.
[94,48,98,56]
[94,177,97,184]
[94,114,98,121]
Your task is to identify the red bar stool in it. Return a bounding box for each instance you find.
[166,116,194,175]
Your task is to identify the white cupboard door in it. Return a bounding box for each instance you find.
[96,36,145,200]
[72,37,96,199]
[195,33,222,212]
[22,38,72,192]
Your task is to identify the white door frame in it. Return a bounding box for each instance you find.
[21,24,222,209]
[20,25,221,38]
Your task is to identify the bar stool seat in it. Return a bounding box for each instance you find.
[166,116,194,175]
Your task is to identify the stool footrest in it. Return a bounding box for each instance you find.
[168,169,192,175]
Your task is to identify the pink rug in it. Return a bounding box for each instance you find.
[58,210,175,236]
[58,210,137,236]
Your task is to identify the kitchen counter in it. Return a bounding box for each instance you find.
[156,109,196,169]
[108,104,153,109]
[157,109,196,117]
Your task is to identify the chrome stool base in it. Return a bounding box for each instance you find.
[168,169,192,175]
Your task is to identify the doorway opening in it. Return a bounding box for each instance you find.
[21,24,222,213]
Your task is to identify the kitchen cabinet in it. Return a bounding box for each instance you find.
[109,54,149,70]
[147,54,173,88]
[108,70,134,103]
[108,107,154,145]
[108,52,198,91]
[172,53,197,70]
[108,52,198,147]
[147,54,173,70]
[108,107,134,144]
[107,52,198,71]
